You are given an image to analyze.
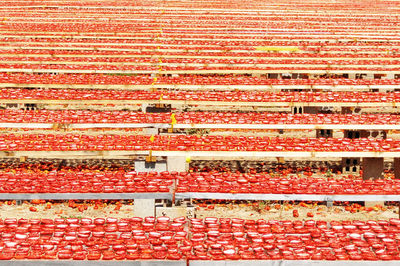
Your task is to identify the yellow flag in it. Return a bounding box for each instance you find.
[171,113,177,125]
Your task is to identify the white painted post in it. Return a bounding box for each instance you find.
[167,156,188,172]
[365,73,374,80]
[141,103,148,113]
[348,73,356,79]
[143,127,158,136]
[386,73,395,79]
[133,199,155,217]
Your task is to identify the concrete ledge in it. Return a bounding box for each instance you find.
[0,260,397,266]
[1,151,400,159]
[174,124,400,130]
[1,123,400,130]
[0,68,398,75]
[114,151,400,159]
[2,83,399,91]
[175,193,400,202]
[0,99,399,108]
[191,261,400,266]
[0,193,397,202]
[0,123,170,129]
[0,261,185,266]
[0,193,172,200]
